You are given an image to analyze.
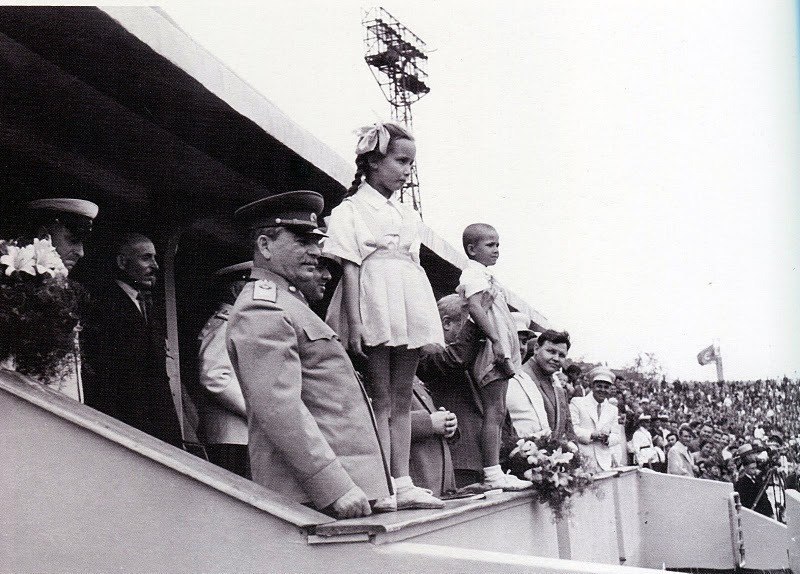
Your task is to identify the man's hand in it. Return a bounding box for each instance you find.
[431,407,458,438]
[331,486,372,519]
[591,431,610,445]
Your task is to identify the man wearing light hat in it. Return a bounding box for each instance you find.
[20,198,98,402]
[569,366,621,472]
[226,191,390,519]
[197,261,252,478]
[629,413,662,468]
[25,198,99,272]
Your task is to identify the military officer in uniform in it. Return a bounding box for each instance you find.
[197,262,252,478]
[226,191,390,519]
[25,198,99,273]
[21,198,99,402]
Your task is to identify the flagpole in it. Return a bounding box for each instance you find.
[714,338,724,382]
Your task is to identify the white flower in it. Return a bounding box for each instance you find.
[32,238,67,277]
[532,429,551,441]
[549,447,574,466]
[0,243,36,276]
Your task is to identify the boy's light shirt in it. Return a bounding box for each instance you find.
[459,259,497,299]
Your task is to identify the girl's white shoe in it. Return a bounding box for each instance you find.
[372,493,397,513]
[482,473,533,491]
[396,485,445,510]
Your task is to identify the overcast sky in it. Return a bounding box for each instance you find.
[160,1,799,382]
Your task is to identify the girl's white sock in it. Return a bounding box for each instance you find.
[483,465,503,481]
[394,475,414,492]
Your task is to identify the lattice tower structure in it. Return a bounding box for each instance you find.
[362,7,430,212]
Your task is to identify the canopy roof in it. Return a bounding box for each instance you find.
[0,5,547,327]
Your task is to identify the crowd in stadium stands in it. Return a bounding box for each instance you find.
[3,122,794,522]
[566,370,798,518]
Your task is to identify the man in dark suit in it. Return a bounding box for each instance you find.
[735,446,774,518]
[83,232,182,447]
[409,380,458,497]
[417,294,485,488]
[417,294,520,490]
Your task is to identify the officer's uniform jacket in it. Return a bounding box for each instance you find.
[197,303,248,445]
[569,392,621,472]
[226,267,391,509]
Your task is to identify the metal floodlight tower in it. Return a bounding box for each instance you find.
[362,7,430,212]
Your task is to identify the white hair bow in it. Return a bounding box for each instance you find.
[354,123,391,155]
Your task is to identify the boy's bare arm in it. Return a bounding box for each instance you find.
[466,293,504,362]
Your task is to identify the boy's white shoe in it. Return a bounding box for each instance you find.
[372,493,397,513]
[396,485,445,510]
[482,473,533,492]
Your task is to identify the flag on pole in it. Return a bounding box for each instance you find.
[697,344,717,366]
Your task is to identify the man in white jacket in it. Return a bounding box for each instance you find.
[569,367,621,473]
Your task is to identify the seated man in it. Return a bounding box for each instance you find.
[226,191,390,519]
[409,380,458,497]
[507,329,576,442]
[569,366,621,473]
[418,294,521,489]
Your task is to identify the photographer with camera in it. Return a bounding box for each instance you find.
[734,444,775,519]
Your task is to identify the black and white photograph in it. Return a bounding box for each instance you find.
[0,2,798,572]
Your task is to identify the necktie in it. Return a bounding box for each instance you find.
[136,290,149,325]
[597,401,602,419]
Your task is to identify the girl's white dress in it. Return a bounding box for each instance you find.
[323,184,444,349]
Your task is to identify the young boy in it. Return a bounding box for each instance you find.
[459,223,532,491]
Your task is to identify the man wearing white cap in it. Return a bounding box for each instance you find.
[21,198,98,402]
[569,366,621,473]
[629,414,661,468]
[25,198,99,272]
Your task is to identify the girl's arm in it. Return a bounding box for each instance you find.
[341,259,366,359]
[466,292,505,361]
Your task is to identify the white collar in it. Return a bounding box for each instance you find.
[116,279,139,303]
[358,182,401,210]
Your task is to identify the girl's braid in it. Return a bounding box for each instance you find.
[346,155,370,197]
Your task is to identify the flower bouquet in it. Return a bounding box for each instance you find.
[0,237,84,384]
[0,237,68,279]
[507,430,595,521]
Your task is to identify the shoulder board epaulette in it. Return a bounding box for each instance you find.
[252,279,277,303]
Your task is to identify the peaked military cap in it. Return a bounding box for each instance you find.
[214,261,253,280]
[26,198,99,237]
[234,191,325,233]
[588,366,616,385]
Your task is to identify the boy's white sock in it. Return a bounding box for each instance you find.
[483,465,503,481]
[394,475,414,492]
